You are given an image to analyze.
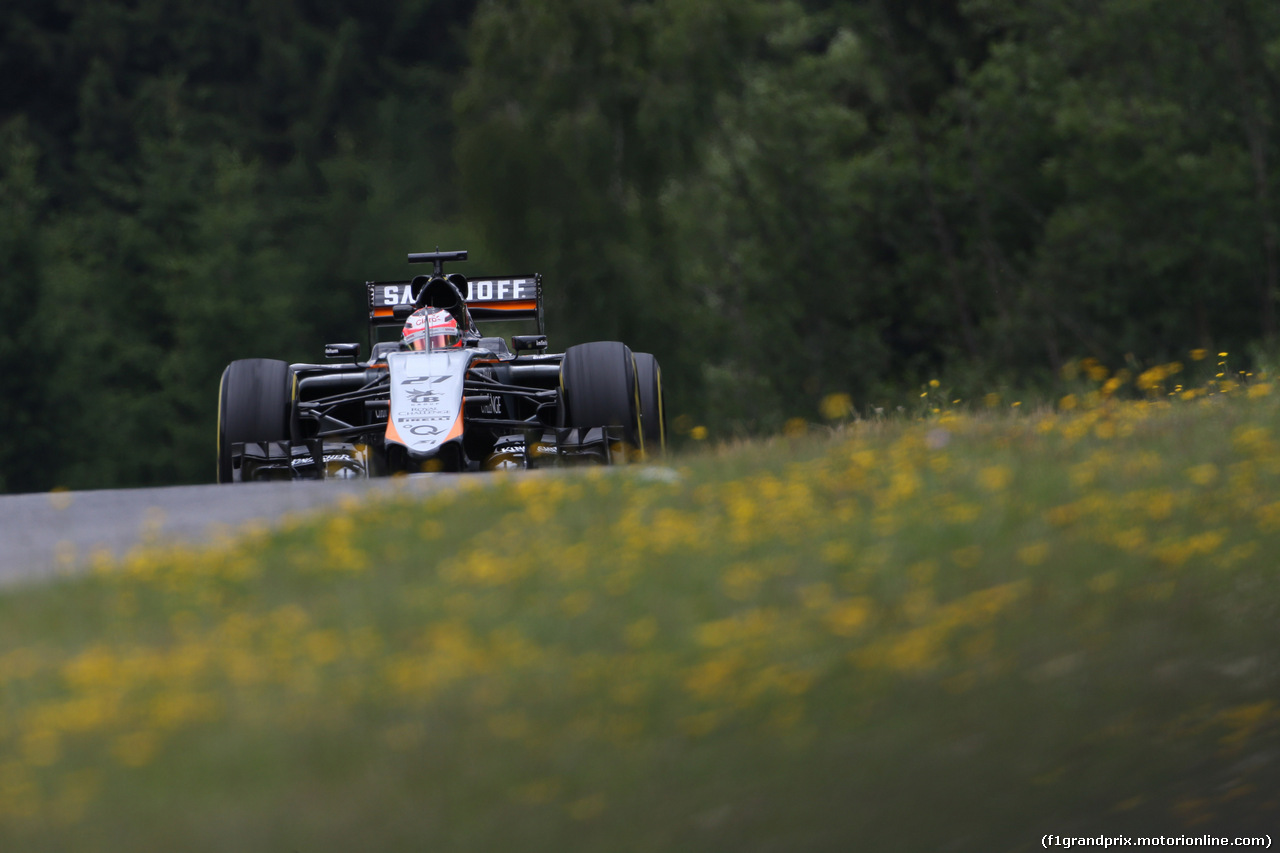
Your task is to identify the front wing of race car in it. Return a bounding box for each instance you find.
[231,425,628,481]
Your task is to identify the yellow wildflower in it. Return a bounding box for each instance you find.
[1215,701,1275,749]
[21,728,60,767]
[1185,464,1218,486]
[825,598,872,636]
[721,564,763,600]
[820,392,854,420]
[111,731,158,768]
[978,465,1013,491]
[1088,572,1118,593]
[514,777,561,804]
[564,793,607,821]
[1017,542,1050,566]
[624,617,658,648]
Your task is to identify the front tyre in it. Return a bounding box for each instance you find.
[633,352,666,459]
[559,341,642,460]
[217,358,291,483]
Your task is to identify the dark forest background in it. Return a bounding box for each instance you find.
[3,0,1280,493]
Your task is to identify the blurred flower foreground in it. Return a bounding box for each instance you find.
[2,366,1279,850]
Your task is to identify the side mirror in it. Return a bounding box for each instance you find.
[324,343,361,362]
[512,335,548,353]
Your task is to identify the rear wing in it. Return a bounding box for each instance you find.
[367,274,544,334]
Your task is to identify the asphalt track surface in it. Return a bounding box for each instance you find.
[0,475,466,588]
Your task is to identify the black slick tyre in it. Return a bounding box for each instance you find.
[217,358,292,483]
[632,352,666,458]
[559,341,642,459]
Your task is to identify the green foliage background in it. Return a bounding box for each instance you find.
[4,0,1280,492]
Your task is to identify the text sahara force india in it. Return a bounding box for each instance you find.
[216,250,666,481]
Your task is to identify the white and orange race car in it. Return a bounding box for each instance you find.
[216,251,665,481]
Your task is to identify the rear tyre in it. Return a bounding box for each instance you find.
[633,352,666,458]
[217,359,292,483]
[559,341,642,459]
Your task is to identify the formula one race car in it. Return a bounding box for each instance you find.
[216,251,665,481]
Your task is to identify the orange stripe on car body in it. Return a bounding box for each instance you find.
[467,300,538,311]
[385,417,405,446]
[445,407,464,441]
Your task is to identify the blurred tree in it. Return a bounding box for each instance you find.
[460,0,1280,431]
[964,0,1280,362]
[0,0,480,492]
[0,119,49,493]
[456,0,768,424]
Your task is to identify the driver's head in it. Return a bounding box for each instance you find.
[401,307,462,351]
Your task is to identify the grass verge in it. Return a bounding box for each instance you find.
[2,384,1280,850]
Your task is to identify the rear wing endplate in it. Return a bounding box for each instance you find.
[367,274,543,334]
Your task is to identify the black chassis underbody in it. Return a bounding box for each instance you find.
[230,344,627,481]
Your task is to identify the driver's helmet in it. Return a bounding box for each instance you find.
[401,307,462,351]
